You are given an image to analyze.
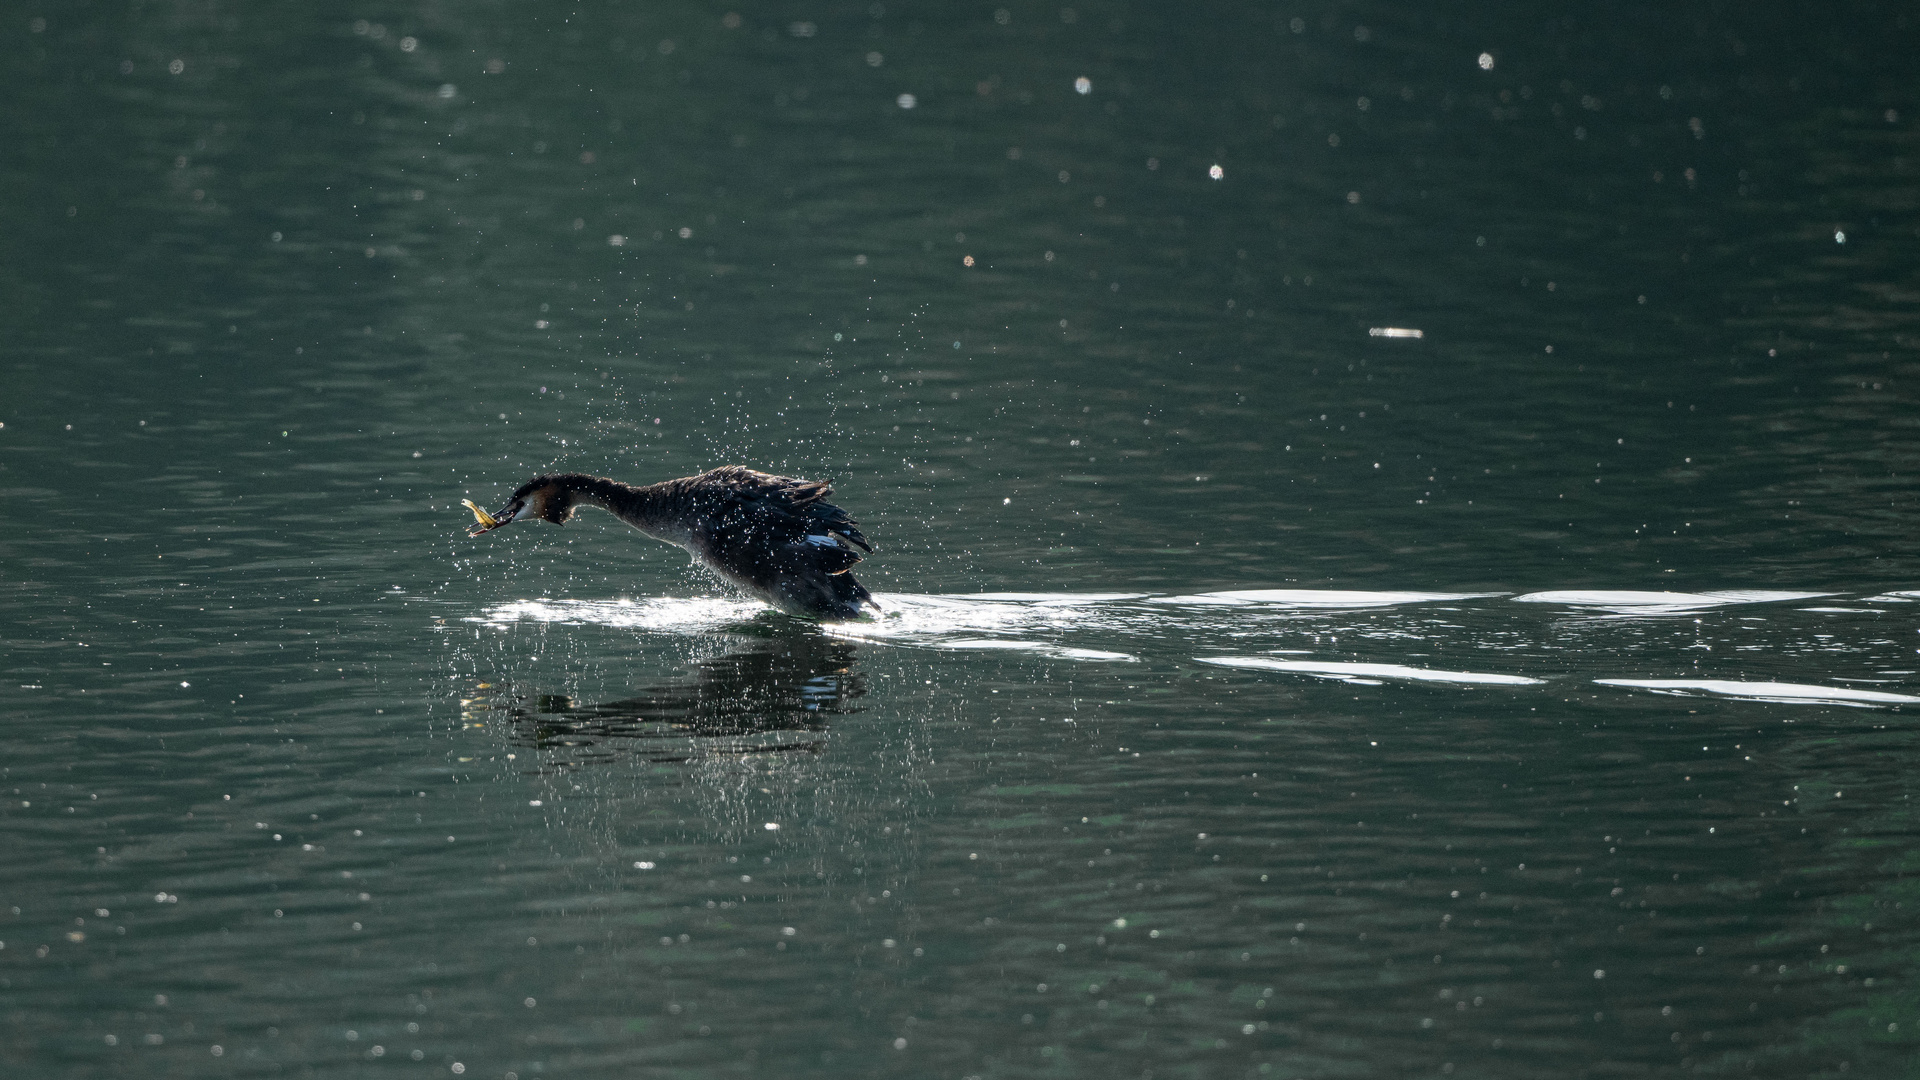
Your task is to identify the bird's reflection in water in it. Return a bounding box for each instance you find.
[499,631,865,767]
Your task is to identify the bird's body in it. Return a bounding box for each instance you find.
[465,467,877,620]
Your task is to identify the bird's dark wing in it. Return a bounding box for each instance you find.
[785,480,872,553]
[688,467,873,575]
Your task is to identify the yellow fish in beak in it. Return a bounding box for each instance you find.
[462,499,501,535]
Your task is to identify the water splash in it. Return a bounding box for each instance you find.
[473,597,766,631]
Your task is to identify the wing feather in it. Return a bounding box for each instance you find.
[683,468,873,583]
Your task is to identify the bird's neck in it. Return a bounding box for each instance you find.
[555,474,690,546]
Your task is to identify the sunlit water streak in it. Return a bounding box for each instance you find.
[1149,589,1500,608]
[1511,589,1835,616]
[1593,679,1920,707]
[1197,657,1547,686]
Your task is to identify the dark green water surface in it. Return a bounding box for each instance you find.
[5,2,1920,1077]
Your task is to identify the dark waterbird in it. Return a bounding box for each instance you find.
[463,467,877,620]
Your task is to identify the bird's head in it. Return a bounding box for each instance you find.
[464,476,576,536]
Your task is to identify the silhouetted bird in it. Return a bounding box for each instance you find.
[465,467,876,619]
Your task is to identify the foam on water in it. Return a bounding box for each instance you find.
[1594,678,1920,707]
[1199,656,1546,686]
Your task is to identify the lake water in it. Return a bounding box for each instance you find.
[4,2,1918,1077]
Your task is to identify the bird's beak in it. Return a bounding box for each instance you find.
[463,498,523,536]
